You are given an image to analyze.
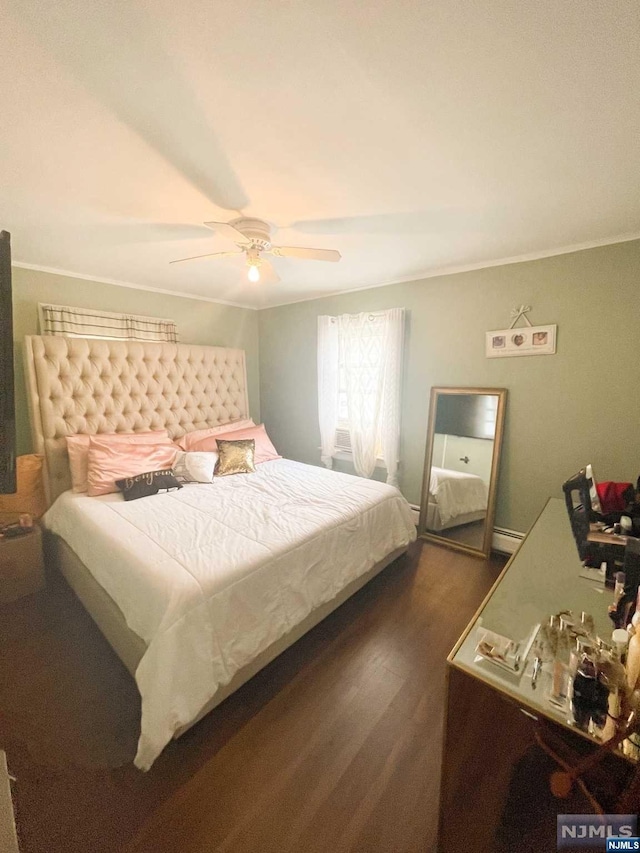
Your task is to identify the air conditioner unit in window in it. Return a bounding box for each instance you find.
[334,428,352,453]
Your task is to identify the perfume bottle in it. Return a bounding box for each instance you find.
[571,647,609,733]
[550,617,573,708]
[537,614,559,662]
[599,642,628,742]
[580,611,595,638]
[609,572,629,629]
[612,628,630,665]
[570,635,592,676]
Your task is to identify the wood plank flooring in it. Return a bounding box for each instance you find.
[0,541,503,853]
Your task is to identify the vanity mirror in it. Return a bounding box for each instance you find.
[418,387,507,558]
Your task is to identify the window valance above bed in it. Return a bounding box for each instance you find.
[38,303,178,343]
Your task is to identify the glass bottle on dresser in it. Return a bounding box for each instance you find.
[549,616,573,708]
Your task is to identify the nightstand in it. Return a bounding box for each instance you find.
[0,517,45,604]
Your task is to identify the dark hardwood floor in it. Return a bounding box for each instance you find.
[0,541,503,853]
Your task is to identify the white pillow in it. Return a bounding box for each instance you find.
[173,451,218,484]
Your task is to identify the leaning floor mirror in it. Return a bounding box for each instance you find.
[418,387,507,558]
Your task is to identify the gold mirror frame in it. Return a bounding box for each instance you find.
[418,387,507,558]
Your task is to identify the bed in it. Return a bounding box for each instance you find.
[425,466,488,531]
[24,335,416,770]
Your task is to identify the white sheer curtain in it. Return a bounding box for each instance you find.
[317,308,405,485]
[317,315,339,468]
[379,307,404,486]
[340,312,385,480]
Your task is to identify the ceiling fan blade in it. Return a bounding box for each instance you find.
[259,258,281,284]
[203,221,250,245]
[169,250,243,264]
[269,245,341,262]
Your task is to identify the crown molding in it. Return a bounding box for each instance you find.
[13,231,640,313]
[258,232,640,310]
[11,261,258,311]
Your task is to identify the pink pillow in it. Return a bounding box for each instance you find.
[177,418,255,451]
[66,431,172,493]
[87,437,179,497]
[190,423,281,465]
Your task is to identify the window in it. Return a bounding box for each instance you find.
[481,395,498,440]
[318,308,404,486]
[336,318,384,456]
[38,303,178,342]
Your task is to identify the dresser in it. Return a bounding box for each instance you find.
[438,498,637,853]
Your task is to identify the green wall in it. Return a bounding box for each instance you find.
[258,240,640,533]
[11,267,260,454]
[12,242,639,534]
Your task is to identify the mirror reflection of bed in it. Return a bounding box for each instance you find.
[419,388,507,558]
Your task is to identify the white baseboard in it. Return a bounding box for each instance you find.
[492,527,525,555]
[409,505,524,555]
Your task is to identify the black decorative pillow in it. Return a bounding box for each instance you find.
[115,469,183,501]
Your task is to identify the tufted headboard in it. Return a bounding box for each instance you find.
[24,335,250,504]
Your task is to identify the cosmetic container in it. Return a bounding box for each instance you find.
[626,613,640,690]
[549,618,572,708]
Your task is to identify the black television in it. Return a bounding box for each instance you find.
[0,230,16,494]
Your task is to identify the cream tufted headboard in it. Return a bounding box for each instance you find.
[24,335,250,504]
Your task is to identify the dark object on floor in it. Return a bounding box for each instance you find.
[495,746,592,853]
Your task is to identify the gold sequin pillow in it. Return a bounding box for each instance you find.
[214,438,256,476]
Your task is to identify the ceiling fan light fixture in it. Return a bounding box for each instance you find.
[171,218,340,286]
[246,246,262,282]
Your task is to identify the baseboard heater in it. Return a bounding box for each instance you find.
[408,506,524,555]
[492,527,525,555]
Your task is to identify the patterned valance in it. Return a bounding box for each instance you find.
[38,303,178,343]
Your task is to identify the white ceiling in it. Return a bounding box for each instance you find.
[1,0,638,309]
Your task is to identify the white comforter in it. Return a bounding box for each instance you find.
[44,459,416,770]
[429,466,488,527]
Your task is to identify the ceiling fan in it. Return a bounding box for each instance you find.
[170,217,341,283]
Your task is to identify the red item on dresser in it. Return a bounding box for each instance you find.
[596,481,633,513]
